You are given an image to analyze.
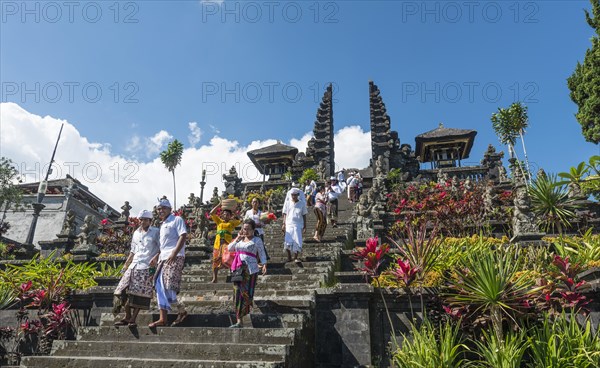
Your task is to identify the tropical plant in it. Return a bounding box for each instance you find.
[567,0,600,143]
[491,102,531,182]
[550,229,600,268]
[393,319,467,368]
[160,139,184,208]
[445,248,533,343]
[388,221,442,279]
[469,328,528,368]
[388,180,486,237]
[95,261,124,278]
[298,168,319,186]
[528,174,579,234]
[0,284,15,310]
[0,252,98,295]
[528,312,600,368]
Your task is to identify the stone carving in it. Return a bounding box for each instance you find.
[537,168,547,180]
[119,201,132,222]
[223,166,243,197]
[464,178,472,193]
[568,182,584,199]
[188,193,196,207]
[498,165,508,183]
[74,215,99,253]
[59,210,76,237]
[512,184,539,236]
[151,206,161,227]
[481,144,505,183]
[483,182,495,218]
[437,170,449,185]
[355,194,374,239]
[317,159,327,181]
[308,85,334,177]
[210,187,220,206]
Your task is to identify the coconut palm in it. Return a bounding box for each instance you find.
[491,102,531,182]
[160,140,184,208]
[528,173,579,234]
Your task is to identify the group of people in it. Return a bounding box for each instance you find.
[113,199,188,328]
[112,174,351,329]
[113,197,269,329]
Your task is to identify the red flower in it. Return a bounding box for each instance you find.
[101,218,109,226]
[442,305,463,320]
[20,281,32,294]
[390,259,420,287]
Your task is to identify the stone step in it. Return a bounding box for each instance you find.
[182,273,324,283]
[20,356,285,368]
[177,280,321,291]
[51,340,289,362]
[181,289,315,301]
[156,299,313,315]
[100,313,307,330]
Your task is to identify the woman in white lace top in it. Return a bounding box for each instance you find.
[227,219,267,327]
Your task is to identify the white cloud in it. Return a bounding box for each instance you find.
[334,125,371,170]
[188,122,202,147]
[289,132,313,154]
[209,124,220,134]
[147,130,173,156]
[1,103,372,214]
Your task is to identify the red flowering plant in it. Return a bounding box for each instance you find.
[97,217,141,255]
[351,237,390,279]
[537,255,589,313]
[388,180,486,237]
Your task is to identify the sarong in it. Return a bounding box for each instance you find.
[113,267,154,312]
[233,264,258,320]
[154,256,185,311]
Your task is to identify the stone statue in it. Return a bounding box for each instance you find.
[437,170,449,185]
[375,155,385,177]
[450,176,459,195]
[512,184,539,235]
[498,165,508,183]
[567,182,584,199]
[60,210,76,237]
[267,192,275,213]
[210,187,220,206]
[537,168,547,180]
[75,215,99,252]
[119,201,132,222]
[464,178,472,193]
[188,193,196,207]
[483,182,495,218]
[240,187,250,214]
[317,159,327,182]
[355,194,374,239]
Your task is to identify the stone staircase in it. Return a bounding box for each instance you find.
[21,196,355,368]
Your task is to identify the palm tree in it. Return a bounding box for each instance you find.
[160,140,184,208]
[491,102,531,183]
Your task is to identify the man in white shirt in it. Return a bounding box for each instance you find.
[327,176,343,228]
[113,210,160,327]
[149,199,188,328]
[281,188,308,263]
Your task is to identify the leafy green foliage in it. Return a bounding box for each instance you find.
[469,328,528,368]
[528,174,579,234]
[0,284,15,310]
[528,312,600,368]
[393,320,467,368]
[567,0,600,143]
[491,102,529,155]
[445,249,533,342]
[0,253,97,297]
[298,168,319,186]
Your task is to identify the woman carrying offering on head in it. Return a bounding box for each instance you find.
[210,201,241,283]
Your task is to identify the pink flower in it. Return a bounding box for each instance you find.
[101,218,109,226]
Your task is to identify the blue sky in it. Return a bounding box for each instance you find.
[1,1,598,202]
